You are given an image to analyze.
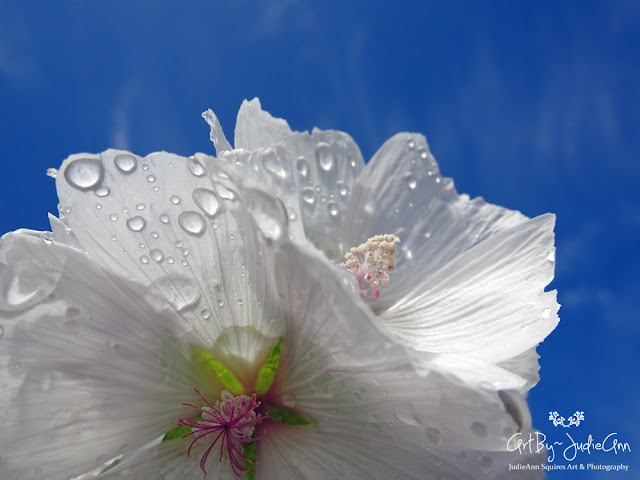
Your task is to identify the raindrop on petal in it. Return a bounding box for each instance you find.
[187,157,206,177]
[192,189,221,217]
[315,143,334,172]
[126,216,146,232]
[296,158,309,176]
[170,196,181,205]
[404,173,417,189]
[301,188,316,204]
[64,158,104,191]
[328,202,339,216]
[95,186,110,197]
[159,214,170,224]
[155,275,201,311]
[178,211,206,237]
[114,154,137,174]
[150,249,164,263]
[262,150,288,178]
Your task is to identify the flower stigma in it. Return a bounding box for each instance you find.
[179,389,266,476]
[337,234,400,299]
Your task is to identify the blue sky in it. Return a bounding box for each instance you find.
[1,1,639,477]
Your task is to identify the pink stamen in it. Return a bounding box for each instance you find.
[338,234,400,300]
[179,389,266,476]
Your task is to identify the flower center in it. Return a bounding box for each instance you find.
[337,234,400,299]
[179,389,266,476]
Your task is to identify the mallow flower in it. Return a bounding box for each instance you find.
[0,149,544,479]
[202,99,560,394]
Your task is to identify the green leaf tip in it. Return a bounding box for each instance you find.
[265,405,312,426]
[255,337,283,395]
[162,424,192,442]
[192,347,244,395]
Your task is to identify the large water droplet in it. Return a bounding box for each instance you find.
[547,249,555,262]
[187,157,206,177]
[213,182,237,201]
[126,216,146,232]
[315,143,334,172]
[296,158,309,177]
[150,249,164,263]
[262,150,288,178]
[471,421,488,438]
[192,189,221,217]
[404,173,417,189]
[114,154,137,174]
[156,275,201,311]
[64,158,104,191]
[301,188,316,204]
[178,211,206,237]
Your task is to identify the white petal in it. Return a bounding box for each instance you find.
[0,232,197,479]
[261,242,528,477]
[382,214,559,363]
[235,98,366,260]
[344,133,529,310]
[96,441,236,480]
[496,348,541,394]
[56,150,282,349]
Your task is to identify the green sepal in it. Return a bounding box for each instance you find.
[162,424,192,442]
[265,405,313,426]
[192,347,244,395]
[243,441,258,480]
[254,338,283,395]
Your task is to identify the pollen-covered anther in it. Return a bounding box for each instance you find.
[337,234,400,299]
[179,389,266,476]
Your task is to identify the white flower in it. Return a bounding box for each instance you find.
[205,99,560,393]
[0,150,544,479]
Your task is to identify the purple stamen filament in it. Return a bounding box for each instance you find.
[179,389,266,476]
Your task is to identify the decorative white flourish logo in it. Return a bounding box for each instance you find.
[549,411,585,428]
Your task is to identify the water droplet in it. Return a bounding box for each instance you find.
[187,157,205,177]
[142,164,149,171]
[540,308,551,319]
[170,195,181,205]
[146,175,156,183]
[408,140,416,149]
[159,214,170,224]
[64,158,104,190]
[140,256,149,264]
[156,275,201,311]
[237,299,243,306]
[136,203,145,211]
[201,309,211,320]
[192,189,221,217]
[95,204,102,210]
[404,173,417,189]
[175,240,183,248]
[262,150,288,178]
[217,300,224,308]
[547,249,555,262]
[114,154,137,174]
[337,182,349,196]
[150,249,164,263]
[178,211,206,237]
[95,186,110,197]
[126,216,146,232]
[301,188,316,204]
[46,168,58,178]
[471,421,488,438]
[213,182,237,201]
[151,231,159,239]
[315,143,334,172]
[328,202,339,216]
[425,427,441,444]
[419,149,428,160]
[296,158,309,176]
[166,257,175,264]
[40,231,54,244]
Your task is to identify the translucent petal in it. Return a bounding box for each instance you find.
[496,348,542,394]
[344,133,529,310]
[56,149,282,351]
[0,232,197,479]
[382,214,559,363]
[96,441,236,480]
[235,98,366,261]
